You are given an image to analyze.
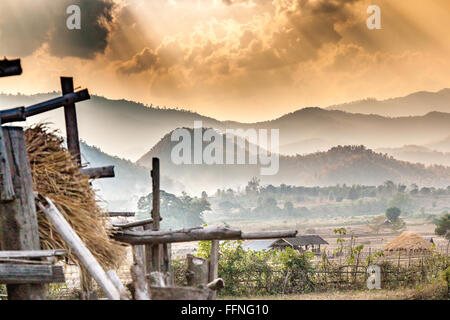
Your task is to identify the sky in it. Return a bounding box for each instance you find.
[1,0,450,122]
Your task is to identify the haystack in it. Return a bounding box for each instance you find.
[384,231,433,253]
[25,124,125,272]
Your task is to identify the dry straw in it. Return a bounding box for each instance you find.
[25,124,125,272]
[384,231,433,253]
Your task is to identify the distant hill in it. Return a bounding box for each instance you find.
[327,88,450,117]
[426,135,450,153]
[2,90,450,160]
[137,128,450,194]
[376,145,450,166]
[79,141,185,210]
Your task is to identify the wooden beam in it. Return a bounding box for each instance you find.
[0,126,47,299]
[61,77,81,166]
[0,107,26,124]
[24,90,90,117]
[0,264,64,284]
[37,196,121,300]
[0,58,22,77]
[241,230,297,239]
[80,166,115,179]
[113,226,242,245]
[108,211,135,217]
[113,227,297,245]
[0,127,15,202]
[112,218,160,229]
[0,250,66,259]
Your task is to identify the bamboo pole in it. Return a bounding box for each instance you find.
[37,196,120,300]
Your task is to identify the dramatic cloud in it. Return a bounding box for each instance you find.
[1,0,450,122]
[0,0,117,59]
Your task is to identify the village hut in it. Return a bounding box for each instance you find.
[25,124,126,276]
[244,235,328,254]
[383,231,433,253]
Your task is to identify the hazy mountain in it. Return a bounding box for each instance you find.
[327,88,450,117]
[0,92,222,161]
[79,141,185,210]
[376,145,450,166]
[426,135,450,153]
[2,89,450,161]
[137,128,450,195]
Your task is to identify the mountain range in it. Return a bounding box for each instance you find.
[1,88,450,161]
[2,88,450,204]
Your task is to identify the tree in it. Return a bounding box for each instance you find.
[245,177,260,194]
[284,201,294,216]
[434,214,450,240]
[386,207,401,222]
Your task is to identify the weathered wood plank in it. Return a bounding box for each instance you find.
[0,127,15,201]
[0,249,67,259]
[0,126,47,299]
[37,196,120,300]
[80,166,115,179]
[61,77,81,166]
[0,264,65,284]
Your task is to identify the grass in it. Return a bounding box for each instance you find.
[220,283,449,300]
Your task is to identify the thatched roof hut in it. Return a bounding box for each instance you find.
[384,231,433,253]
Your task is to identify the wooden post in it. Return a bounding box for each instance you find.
[186,255,209,287]
[208,240,219,300]
[145,158,161,273]
[0,127,47,299]
[61,77,81,166]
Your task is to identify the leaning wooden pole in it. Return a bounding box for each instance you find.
[0,126,47,299]
[37,197,121,300]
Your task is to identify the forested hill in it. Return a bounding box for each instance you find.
[137,130,450,194]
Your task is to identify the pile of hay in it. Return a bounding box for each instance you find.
[25,124,125,271]
[384,231,433,253]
